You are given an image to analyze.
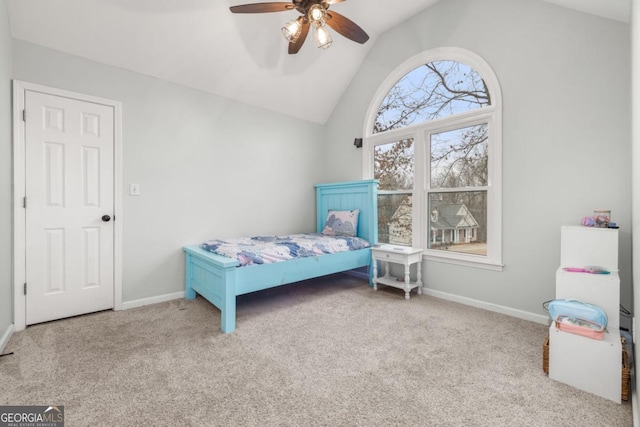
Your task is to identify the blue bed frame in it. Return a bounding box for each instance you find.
[183,180,379,333]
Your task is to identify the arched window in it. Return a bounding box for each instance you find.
[363,47,503,270]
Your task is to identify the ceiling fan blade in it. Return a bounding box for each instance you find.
[325,0,346,4]
[288,21,310,54]
[230,2,295,13]
[325,10,369,44]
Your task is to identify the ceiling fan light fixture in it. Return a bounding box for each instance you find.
[308,4,326,23]
[315,22,332,49]
[230,1,369,54]
[281,17,303,42]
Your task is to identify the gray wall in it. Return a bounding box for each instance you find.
[12,40,326,303]
[0,0,13,343]
[325,0,632,324]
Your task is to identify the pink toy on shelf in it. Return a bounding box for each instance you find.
[562,266,610,274]
[581,216,596,227]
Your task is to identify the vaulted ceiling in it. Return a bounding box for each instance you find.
[5,0,630,124]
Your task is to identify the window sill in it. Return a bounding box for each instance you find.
[423,253,504,271]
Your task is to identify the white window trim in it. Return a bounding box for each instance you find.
[363,47,503,271]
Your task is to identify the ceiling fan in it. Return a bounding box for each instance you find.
[230,0,369,54]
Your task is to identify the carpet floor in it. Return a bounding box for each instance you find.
[0,274,633,426]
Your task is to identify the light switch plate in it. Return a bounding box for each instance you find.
[129,183,140,196]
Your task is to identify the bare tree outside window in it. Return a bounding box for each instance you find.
[374,61,490,134]
[431,124,488,189]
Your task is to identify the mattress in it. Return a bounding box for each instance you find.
[202,233,370,267]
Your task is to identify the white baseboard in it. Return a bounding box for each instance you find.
[422,288,550,325]
[121,291,185,311]
[0,323,14,355]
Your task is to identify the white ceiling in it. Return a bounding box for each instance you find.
[541,0,630,23]
[5,0,631,124]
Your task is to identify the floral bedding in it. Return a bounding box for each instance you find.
[202,233,370,267]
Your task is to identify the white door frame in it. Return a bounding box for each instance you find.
[12,80,123,331]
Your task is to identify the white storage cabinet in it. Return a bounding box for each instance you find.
[548,226,621,403]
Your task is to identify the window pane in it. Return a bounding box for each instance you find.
[428,191,487,256]
[430,124,488,189]
[374,139,414,246]
[373,61,490,134]
[374,139,414,191]
[378,193,412,246]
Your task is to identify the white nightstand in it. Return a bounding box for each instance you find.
[371,245,423,299]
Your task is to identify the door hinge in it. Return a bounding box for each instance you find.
[23,283,27,295]
[22,109,26,122]
[23,197,26,208]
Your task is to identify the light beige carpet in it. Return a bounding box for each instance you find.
[0,274,632,426]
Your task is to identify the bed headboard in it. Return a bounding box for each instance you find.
[314,180,379,245]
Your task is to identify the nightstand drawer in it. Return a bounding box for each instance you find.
[373,250,406,264]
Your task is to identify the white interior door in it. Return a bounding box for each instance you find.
[25,90,115,325]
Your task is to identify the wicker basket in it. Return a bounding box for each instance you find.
[622,344,630,401]
[543,335,549,374]
[543,335,630,401]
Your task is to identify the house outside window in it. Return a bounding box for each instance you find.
[363,48,503,270]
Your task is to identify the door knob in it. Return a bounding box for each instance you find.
[101,215,111,222]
